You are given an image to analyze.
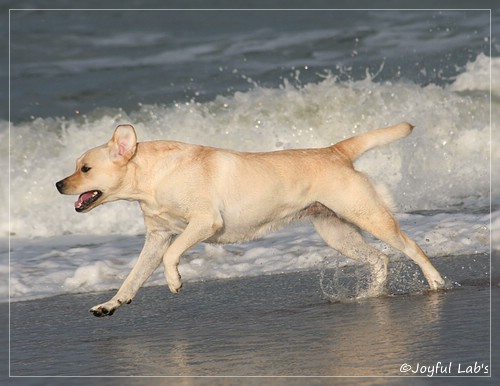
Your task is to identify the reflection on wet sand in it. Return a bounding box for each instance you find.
[86,271,488,377]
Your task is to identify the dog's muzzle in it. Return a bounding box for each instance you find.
[56,179,102,212]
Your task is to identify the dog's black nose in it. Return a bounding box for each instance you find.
[56,180,65,193]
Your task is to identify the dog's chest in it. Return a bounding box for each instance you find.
[140,202,189,234]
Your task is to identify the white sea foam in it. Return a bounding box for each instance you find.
[3,54,496,302]
[450,53,497,94]
[3,210,491,303]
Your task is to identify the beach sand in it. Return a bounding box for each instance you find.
[2,266,499,385]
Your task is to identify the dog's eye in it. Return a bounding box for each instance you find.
[81,165,91,173]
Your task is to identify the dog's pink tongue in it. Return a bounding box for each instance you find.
[75,192,93,208]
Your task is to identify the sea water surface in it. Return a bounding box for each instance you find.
[3,8,497,303]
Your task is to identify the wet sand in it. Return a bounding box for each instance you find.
[2,268,499,385]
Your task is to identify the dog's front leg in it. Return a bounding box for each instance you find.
[163,215,223,293]
[90,231,173,317]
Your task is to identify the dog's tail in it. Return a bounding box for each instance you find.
[333,122,415,162]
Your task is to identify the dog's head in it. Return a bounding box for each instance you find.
[56,124,137,213]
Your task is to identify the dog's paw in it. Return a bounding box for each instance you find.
[166,268,183,294]
[168,279,183,294]
[90,305,116,317]
[89,298,130,317]
[430,276,447,291]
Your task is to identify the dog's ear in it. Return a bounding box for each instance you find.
[109,124,137,163]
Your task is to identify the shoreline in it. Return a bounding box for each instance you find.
[5,250,496,305]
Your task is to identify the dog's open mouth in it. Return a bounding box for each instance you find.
[75,190,102,212]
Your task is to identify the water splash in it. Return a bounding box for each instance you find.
[319,254,487,302]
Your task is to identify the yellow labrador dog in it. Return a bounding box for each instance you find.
[56,122,445,317]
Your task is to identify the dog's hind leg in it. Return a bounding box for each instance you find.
[312,215,389,296]
[351,209,445,290]
[89,231,173,317]
[318,173,445,291]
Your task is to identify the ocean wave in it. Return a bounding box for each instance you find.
[4,54,496,238]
